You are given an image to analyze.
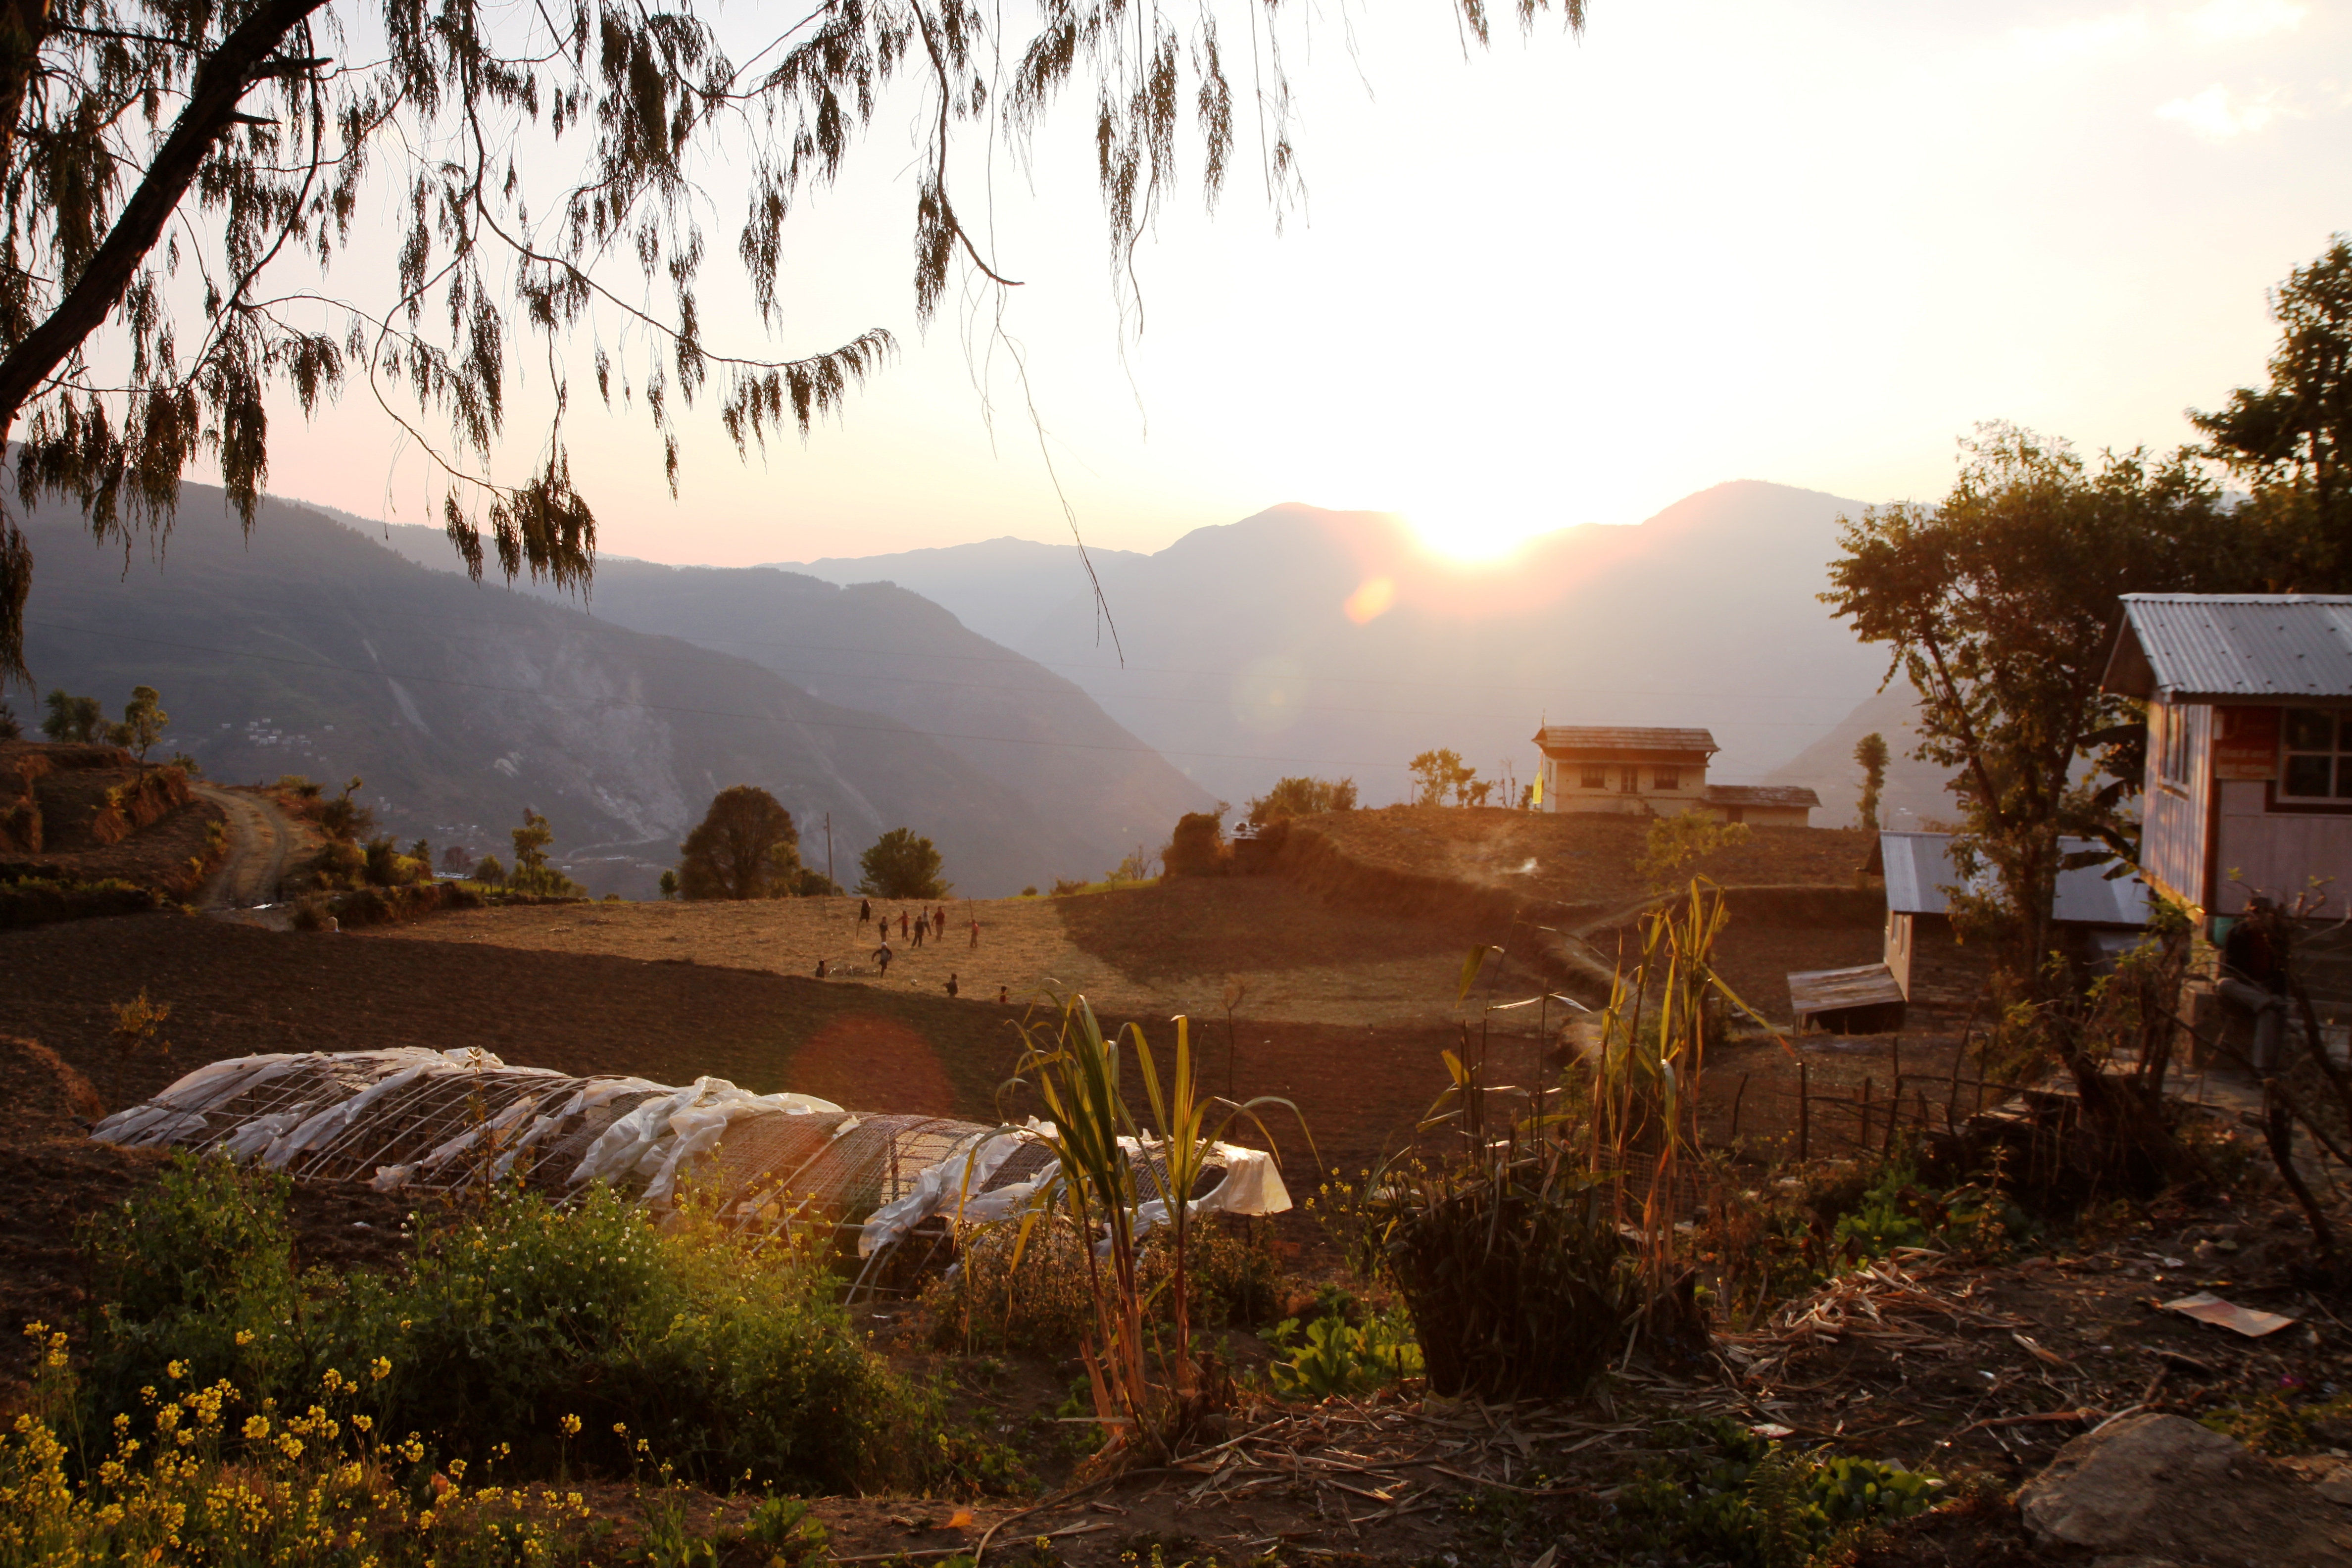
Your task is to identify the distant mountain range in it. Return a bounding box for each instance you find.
[778,483,1899,809]
[17,493,1204,897]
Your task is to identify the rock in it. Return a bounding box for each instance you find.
[2314,1458,2352,1508]
[2017,1414,2351,1566]
[2017,1415,2244,1550]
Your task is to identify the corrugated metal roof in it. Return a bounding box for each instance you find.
[1702,784,1821,808]
[2105,594,2352,700]
[1532,726,1718,754]
[1878,831,2149,926]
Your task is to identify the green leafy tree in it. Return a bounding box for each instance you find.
[506,807,583,896]
[39,688,101,741]
[858,828,947,900]
[1853,731,1889,832]
[657,868,679,900]
[471,854,506,885]
[1822,425,2243,978]
[1245,775,1358,828]
[0,0,1587,686]
[2192,234,2352,582]
[1408,748,1474,807]
[107,685,168,759]
[677,784,804,900]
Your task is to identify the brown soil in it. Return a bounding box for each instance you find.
[1297,806,1873,914]
[0,743,226,899]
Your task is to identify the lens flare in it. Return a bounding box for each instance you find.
[1344,576,1397,624]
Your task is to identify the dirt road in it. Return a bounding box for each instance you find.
[194,785,296,909]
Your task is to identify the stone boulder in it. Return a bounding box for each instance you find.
[2017,1412,2352,1567]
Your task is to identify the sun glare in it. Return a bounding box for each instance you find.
[1400,508,1547,566]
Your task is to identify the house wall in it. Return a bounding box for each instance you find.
[1885,910,1914,996]
[2142,697,2211,910]
[2214,780,2352,917]
[1540,753,1710,816]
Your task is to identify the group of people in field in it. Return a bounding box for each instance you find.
[845,897,988,996]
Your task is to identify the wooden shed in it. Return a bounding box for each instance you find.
[2103,593,2352,922]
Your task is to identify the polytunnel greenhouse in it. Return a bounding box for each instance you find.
[91,1047,1291,1290]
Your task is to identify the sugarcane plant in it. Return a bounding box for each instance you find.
[996,993,1307,1466]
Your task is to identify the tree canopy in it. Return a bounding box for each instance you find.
[857,826,945,899]
[2192,233,2352,583]
[677,784,803,900]
[1823,425,2242,975]
[1245,774,1356,827]
[0,0,1585,685]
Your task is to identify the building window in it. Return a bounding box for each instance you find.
[2280,708,2352,800]
[1653,766,1680,791]
[1579,764,1608,790]
[1722,805,1745,824]
[1618,766,1639,793]
[2157,701,2193,787]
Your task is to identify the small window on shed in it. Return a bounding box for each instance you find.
[2280,708,2352,801]
[1580,764,1608,790]
[1653,766,1681,791]
[2157,702,2193,787]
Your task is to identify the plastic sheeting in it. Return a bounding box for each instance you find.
[91,1051,1292,1267]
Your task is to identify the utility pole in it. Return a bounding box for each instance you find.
[825,813,833,892]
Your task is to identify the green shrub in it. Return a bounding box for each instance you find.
[79,1157,1020,1497]
[1618,1418,1939,1568]
[79,1155,302,1417]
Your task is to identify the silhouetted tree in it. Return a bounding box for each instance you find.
[858,829,947,900]
[2193,234,2352,583]
[678,785,804,900]
[1854,732,1889,832]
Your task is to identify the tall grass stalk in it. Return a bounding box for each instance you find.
[998,994,1304,1465]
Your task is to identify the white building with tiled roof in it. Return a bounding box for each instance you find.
[1531,725,1718,817]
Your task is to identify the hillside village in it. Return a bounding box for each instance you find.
[0,8,2348,1567]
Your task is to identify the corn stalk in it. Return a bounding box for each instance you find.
[997,993,1306,1464]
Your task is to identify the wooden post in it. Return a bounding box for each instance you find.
[1885,1074,1904,1155]
[1860,1077,1873,1152]
[1798,1063,1810,1161]
[1731,1074,1749,1141]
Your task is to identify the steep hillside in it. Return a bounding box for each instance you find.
[783,483,1896,808]
[357,516,1209,875]
[1762,685,1960,831]
[15,493,1128,896]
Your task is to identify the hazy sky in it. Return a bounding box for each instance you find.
[263,0,2349,568]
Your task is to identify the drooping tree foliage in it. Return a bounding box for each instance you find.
[0,0,1587,685]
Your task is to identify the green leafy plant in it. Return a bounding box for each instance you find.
[1261,1307,1421,1399]
[1618,1419,1939,1568]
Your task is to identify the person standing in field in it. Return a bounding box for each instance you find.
[944,973,959,998]
[899,909,909,939]
[969,914,980,949]
[858,898,871,928]
[912,914,925,948]
[933,906,946,940]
